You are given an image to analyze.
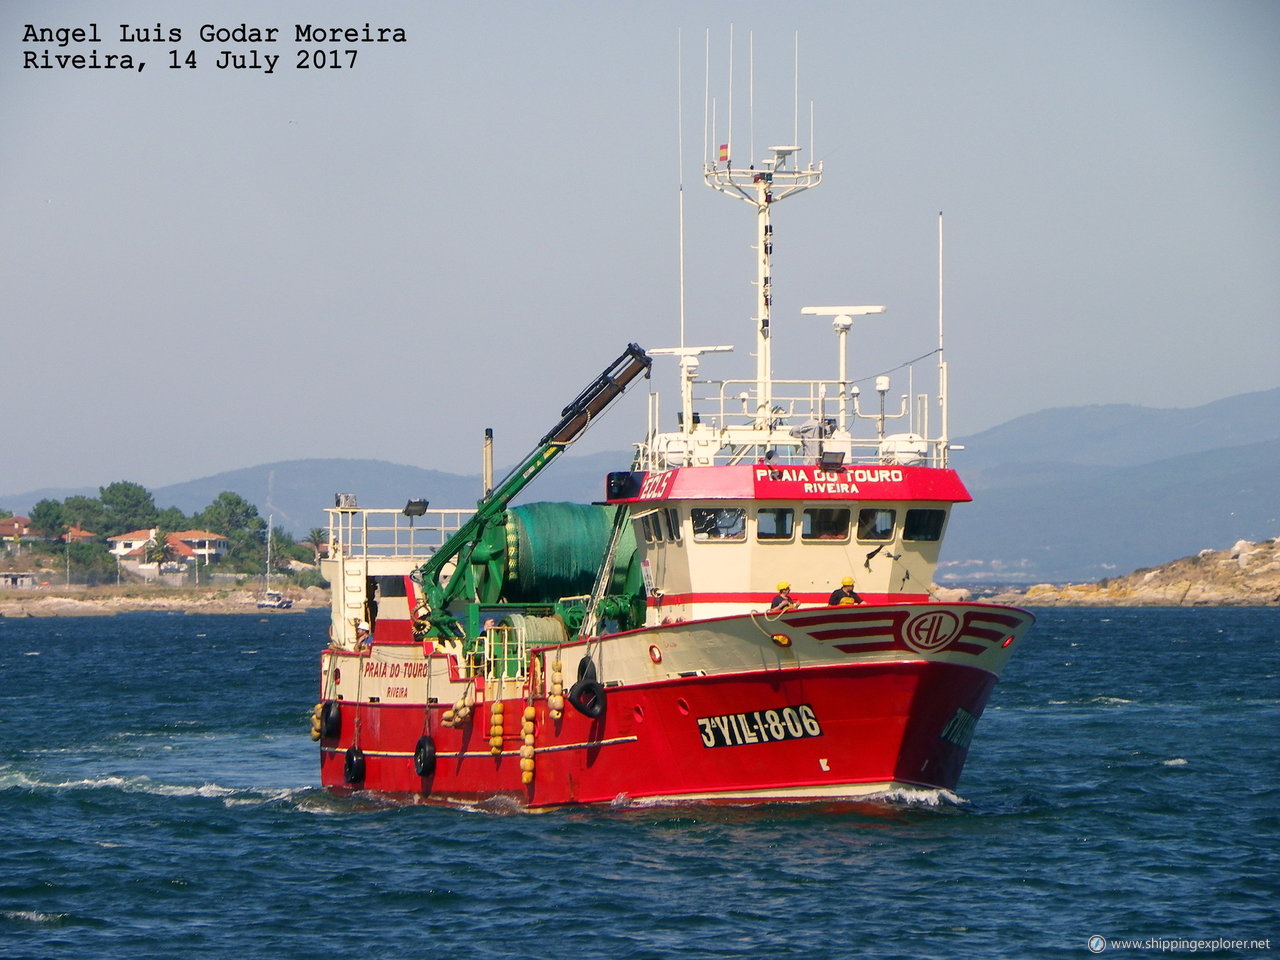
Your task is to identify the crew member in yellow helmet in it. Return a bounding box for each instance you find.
[828,576,864,606]
[770,581,799,612]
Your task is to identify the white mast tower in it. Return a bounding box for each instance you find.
[704,144,821,425]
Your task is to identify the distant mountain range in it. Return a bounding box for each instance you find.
[4,389,1277,585]
[0,454,623,541]
[943,387,1280,583]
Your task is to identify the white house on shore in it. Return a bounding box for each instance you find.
[108,529,229,567]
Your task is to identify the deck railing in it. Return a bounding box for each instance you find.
[640,375,949,470]
[326,507,471,561]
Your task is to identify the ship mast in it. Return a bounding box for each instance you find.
[704,144,821,424]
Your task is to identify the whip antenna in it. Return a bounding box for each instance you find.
[938,211,949,451]
[677,29,687,349]
[726,24,734,164]
[749,30,755,168]
[794,31,799,148]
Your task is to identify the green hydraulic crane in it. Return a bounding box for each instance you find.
[415,343,651,639]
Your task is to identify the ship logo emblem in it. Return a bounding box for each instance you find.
[903,610,962,653]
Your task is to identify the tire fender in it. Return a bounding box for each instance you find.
[413,736,437,777]
[344,745,366,784]
[320,701,341,739]
[567,678,606,719]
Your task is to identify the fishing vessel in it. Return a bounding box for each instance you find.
[312,139,1034,807]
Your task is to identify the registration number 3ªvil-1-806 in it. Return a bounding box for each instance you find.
[697,705,823,748]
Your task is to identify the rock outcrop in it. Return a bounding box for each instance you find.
[0,586,330,617]
[986,538,1280,606]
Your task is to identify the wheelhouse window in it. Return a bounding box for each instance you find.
[638,512,660,543]
[856,508,897,541]
[664,508,683,543]
[802,507,850,541]
[756,507,794,541]
[691,507,746,542]
[904,508,947,542]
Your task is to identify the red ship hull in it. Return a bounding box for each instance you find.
[317,603,1031,807]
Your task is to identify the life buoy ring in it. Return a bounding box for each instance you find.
[567,678,606,719]
[320,701,341,739]
[344,745,366,784]
[413,735,437,777]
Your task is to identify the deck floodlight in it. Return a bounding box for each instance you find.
[819,450,846,469]
[403,498,429,517]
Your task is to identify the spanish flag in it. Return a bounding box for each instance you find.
[718,143,729,163]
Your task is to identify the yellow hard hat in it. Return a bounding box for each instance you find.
[777,581,791,591]
[842,577,855,586]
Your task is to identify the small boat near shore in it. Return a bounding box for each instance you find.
[256,590,293,610]
[311,121,1033,807]
[255,515,293,609]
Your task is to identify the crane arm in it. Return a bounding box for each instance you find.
[416,343,651,636]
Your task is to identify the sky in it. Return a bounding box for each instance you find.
[2,0,1277,497]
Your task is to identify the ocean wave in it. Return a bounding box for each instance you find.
[288,788,418,816]
[873,786,967,807]
[283,785,973,819]
[1045,695,1135,706]
[2,910,70,926]
[0,766,314,809]
[597,785,969,813]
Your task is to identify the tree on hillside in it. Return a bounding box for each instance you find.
[99,481,158,538]
[193,492,269,572]
[304,527,328,560]
[196,491,262,538]
[62,495,107,533]
[226,527,267,574]
[66,541,115,586]
[28,499,67,540]
[270,526,297,572]
[157,506,189,531]
[14,497,116,584]
[143,527,176,573]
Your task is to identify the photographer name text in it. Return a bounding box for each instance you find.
[21,22,407,74]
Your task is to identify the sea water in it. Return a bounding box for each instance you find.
[1,608,1275,959]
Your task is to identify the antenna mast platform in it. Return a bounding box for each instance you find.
[705,145,822,423]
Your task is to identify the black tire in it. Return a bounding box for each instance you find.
[413,735,437,777]
[344,746,366,784]
[567,678,606,719]
[320,701,341,739]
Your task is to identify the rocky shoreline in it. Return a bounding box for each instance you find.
[3,539,1277,616]
[982,538,1280,607]
[0,586,330,618]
